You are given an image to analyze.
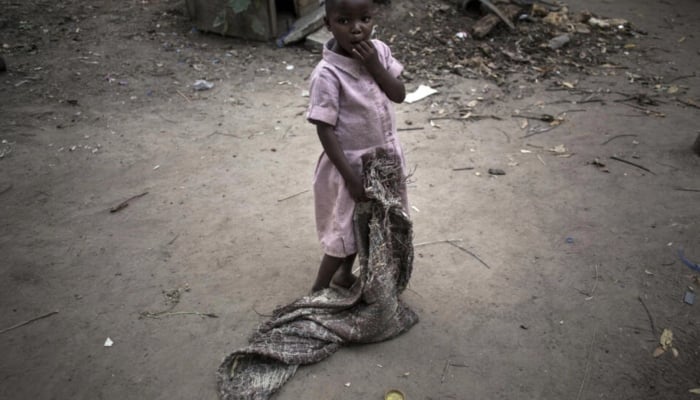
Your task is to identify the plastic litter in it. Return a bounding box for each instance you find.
[683,291,695,305]
[678,248,700,272]
[193,79,214,91]
[548,34,570,50]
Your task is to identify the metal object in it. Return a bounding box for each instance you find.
[385,389,406,400]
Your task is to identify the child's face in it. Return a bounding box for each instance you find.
[325,0,375,57]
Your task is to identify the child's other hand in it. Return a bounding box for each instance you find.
[347,173,367,203]
[352,40,381,71]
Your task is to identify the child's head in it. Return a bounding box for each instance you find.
[324,0,375,57]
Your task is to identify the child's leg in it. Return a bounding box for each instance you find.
[311,254,344,292]
[332,253,357,289]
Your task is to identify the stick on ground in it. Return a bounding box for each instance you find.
[575,327,598,400]
[601,134,637,145]
[0,310,59,335]
[0,184,13,196]
[140,311,218,319]
[176,89,192,103]
[414,239,463,247]
[110,191,149,213]
[637,295,657,338]
[447,240,491,269]
[609,156,655,175]
[277,189,310,202]
[440,359,450,383]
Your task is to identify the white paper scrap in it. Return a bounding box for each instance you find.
[404,84,438,104]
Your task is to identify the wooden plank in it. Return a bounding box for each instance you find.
[305,27,332,51]
[471,4,522,39]
[278,6,325,46]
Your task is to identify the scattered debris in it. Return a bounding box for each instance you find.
[0,310,59,335]
[488,168,505,175]
[405,84,438,103]
[693,132,700,156]
[381,2,643,83]
[110,191,149,213]
[140,286,217,319]
[104,337,114,347]
[471,2,520,39]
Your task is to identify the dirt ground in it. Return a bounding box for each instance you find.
[1,0,699,399]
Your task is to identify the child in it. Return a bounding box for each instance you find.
[307,0,409,292]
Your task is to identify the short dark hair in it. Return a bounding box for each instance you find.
[324,0,338,14]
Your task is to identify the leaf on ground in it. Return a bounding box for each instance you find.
[652,346,665,358]
[660,328,673,350]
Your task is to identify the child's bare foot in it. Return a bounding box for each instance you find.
[310,284,327,293]
[331,270,357,289]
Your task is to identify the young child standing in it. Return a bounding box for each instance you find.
[307,0,408,292]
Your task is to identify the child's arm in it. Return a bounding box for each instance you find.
[352,41,406,103]
[315,122,366,202]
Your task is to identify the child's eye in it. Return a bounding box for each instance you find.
[362,16,372,23]
[337,17,349,24]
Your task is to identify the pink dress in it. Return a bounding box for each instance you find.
[306,39,408,258]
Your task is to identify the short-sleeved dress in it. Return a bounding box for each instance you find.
[306,39,409,258]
